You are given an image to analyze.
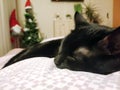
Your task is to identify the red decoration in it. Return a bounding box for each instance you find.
[25,0,32,9]
[10,9,22,35]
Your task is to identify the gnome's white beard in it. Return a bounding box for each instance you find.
[11,24,22,35]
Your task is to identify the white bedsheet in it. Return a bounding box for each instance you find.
[0,57,120,90]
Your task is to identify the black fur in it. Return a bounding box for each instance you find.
[3,12,120,75]
[3,39,62,68]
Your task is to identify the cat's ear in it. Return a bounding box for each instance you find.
[74,12,88,29]
[114,26,120,31]
[107,26,120,54]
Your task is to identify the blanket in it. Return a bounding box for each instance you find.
[0,57,120,90]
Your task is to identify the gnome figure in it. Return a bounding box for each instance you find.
[10,9,22,35]
[10,9,22,48]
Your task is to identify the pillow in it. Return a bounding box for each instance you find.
[41,36,64,43]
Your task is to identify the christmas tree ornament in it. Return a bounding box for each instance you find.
[10,9,22,35]
[25,0,32,9]
[28,18,33,23]
[24,28,30,32]
[28,36,32,40]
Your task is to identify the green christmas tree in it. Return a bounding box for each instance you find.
[21,0,42,48]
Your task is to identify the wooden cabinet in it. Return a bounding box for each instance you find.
[53,19,74,37]
[113,0,120,27]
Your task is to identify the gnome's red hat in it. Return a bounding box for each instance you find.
[25,0,32,9]
[10,9,22,35]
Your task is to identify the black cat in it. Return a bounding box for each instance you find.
[54,12,120,75]
[3,12,120,75]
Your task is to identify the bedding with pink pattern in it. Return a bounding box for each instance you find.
[0,49,120,90]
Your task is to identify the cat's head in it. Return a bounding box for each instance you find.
[55,12,120,73]
[58,12,114,55]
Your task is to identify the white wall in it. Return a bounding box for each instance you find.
[85,0,113,26]
[17,0,113,38]
[0,0,16,56]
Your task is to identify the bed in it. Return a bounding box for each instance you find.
[0,38,120,90]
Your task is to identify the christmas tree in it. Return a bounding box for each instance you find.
[21,0,42,48]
